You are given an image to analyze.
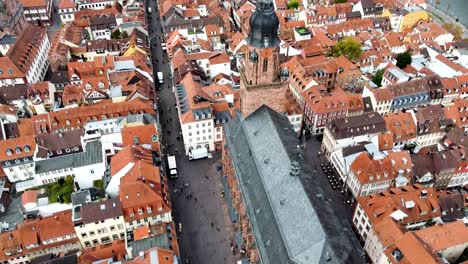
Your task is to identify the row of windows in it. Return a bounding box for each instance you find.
[188,129,211,136]
[187,121,212,130]
[188,135,212,143]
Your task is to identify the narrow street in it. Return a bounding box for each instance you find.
[145,1,239,263]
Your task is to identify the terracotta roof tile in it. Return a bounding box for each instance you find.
[58,0,76,9]
[121,124,160,153]
[209,52,231,65]
[21,190,37,206]
[0,135,36,162]
[415,221,468,251]
[19,0,47,8]
[133,224,150,241]
[110,145,153,177]
[357,185,441,226]
[384,112,417,142]
[0,24,47,79]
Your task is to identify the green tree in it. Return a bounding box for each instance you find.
[83,30,90,40]
[372,69,385,87]
[122,31,128,38]
[330,37,362,61]
[287,0,300,9]
[111,30,122,39]
[396,51,412,69]
[334,0,347,3]
[442,22,463,40]
[58,177,65,186]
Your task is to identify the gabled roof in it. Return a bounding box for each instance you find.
[58,0,76,9]
[0,136,36,162]
[0,24,47,80]
[224,105,364,264]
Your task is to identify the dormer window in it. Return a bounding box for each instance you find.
[85,83,92,90]
[98,81,105,89]
[24,145,30,152]
[6,148,12,156]
[15,147,22,154]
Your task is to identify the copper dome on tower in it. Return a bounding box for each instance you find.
[246,0,281,49]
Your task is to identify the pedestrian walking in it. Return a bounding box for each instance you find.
[211,222,214,228]
[194,197,197,202]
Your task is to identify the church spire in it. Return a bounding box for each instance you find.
[246,0,280,49]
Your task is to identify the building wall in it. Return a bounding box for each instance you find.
[74,216,126,248]
[391,92,430,111]
[59,8,76,24]
[32,161,105,191]
[240,77,288,117]
[209,62,230,79]
[23,0,52,26]
[3,159,35,183]
[440,243,468,263]
[91,29,112,40]
[352,204,372,241]
[181,119,215,155]
[26,33,50,84]
[222,138,260,263]
[414,131,445,149]
[77,0,121,10]
[0,77,26,87]
[363,227,385,264]
[448,171,468,187]
[125,212,172,230]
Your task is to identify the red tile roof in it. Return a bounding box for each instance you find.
[415,221,468,252]
[133,224,150,241]
[19,0,47,8]
[21,190,37,206]
[79,240,126,264]
[121,124,160,153]
[357,185,441,226]
[0,210,78,262]
[58,0,76,9]
[0,135,36,162]
[0,24,47,80]
[110,145,153,177]
[49,98,154,130]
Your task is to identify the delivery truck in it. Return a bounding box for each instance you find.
[188,147,208,160]
[167,155,177,178]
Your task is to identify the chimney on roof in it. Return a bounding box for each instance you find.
[58,133,63,138]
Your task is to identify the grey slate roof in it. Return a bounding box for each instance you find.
[130,233,171,256]
[224,105,364,264]
[0,35,16,45]
[77,197,123,224]
[35,140,103,174]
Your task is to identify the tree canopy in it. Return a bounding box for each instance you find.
[372,69,385,87]
[396,51,412,69]
[334,0,347,3]
[442,22,464,40]
[330,37,362,61]
[287,0,300,9]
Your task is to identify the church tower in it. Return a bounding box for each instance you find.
[240,0,289,116]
